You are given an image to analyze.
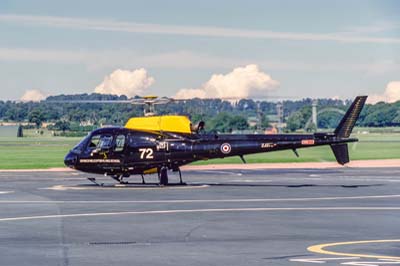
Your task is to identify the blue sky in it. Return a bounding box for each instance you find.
[0,0,399,101]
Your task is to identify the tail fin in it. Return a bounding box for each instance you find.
[331,143,349,165]
[334,96,367,138]
[331,96,367,165]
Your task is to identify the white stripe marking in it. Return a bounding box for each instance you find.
[0,194,399,204]
[1,207,400,222]
[0,191,14,195]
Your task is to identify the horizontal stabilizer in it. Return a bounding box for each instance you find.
[331,143,349,165]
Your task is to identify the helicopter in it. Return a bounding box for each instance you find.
[64,95,368,185]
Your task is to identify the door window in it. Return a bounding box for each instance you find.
[114,135,126,152]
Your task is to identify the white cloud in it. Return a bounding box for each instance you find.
[94,68,154,97]
[175,64,279,99]
[1,14,400,44]
[20,89,47,102]
[367,81,400,104]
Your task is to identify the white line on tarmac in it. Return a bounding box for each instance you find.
[0,191,14,195]
[0,194,400,204]
[1,207,400,222]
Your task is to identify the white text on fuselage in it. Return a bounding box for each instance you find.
[79,159,121,164]
[261,143,277,149]
[156,142,168,151]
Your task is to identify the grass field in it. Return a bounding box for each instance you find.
[0,137,80,169]
[0,132,399,169]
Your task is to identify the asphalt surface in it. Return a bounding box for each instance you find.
[0,167,400,266]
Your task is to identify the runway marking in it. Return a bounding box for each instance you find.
[342,260,400,265]
[0,191,14,195]
[290,257,360,263]
[308,240,400,260]
[1,194,400,204]
[1,207,400,222]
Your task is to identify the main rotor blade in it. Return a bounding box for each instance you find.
[45,100,134,104]
[45,95,300,105]
[172,95,298,101]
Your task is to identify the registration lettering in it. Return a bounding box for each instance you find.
[261,143,276,149]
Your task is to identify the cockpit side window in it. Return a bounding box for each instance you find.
[114,135,126,152]
[88,135,113,151]
[88,135,101,150]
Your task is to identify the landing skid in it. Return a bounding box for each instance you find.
[87,177,186,187]
[90,168,186,187]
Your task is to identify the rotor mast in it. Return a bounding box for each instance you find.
[142,96,158,116]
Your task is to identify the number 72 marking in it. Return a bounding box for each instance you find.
[139,148,154,159]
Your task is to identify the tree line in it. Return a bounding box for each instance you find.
[0,93,399,133]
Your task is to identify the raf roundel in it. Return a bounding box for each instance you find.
[220,143,232,154]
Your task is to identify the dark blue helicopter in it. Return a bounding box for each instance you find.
[64,96,367,185]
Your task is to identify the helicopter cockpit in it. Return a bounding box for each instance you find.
[65,127,128,168]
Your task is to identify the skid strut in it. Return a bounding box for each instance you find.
[87,177,103,186]
[178,168,184,185]
[158,166,169,186]
[157,167,185,186]
[111,175,128,184]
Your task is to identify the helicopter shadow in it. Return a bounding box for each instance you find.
[197,183,384,188]
[70,182,384,189]
[71,182,205,189]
